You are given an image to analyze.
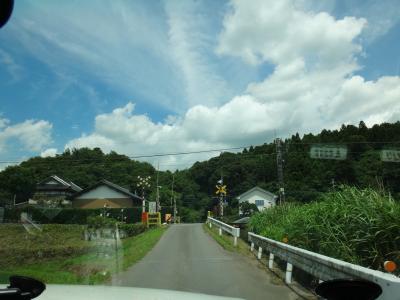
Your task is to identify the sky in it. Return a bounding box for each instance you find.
[0,0,400,170]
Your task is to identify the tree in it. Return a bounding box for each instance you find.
[239,202,259,217]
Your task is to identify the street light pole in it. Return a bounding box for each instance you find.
[137,175,151,214]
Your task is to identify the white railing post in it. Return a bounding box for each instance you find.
[285,262,293,284]
[208,217,241,247]
[269,253,274,269]
[257,247,262,259]
[248,231,400,298]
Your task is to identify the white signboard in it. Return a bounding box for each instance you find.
[148,201,157,213]
[310,145,347,160]
[381,150,400,162]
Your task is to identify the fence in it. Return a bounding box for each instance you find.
[248,232,400,300]
[146,212,161,227]
[206,217,240,246]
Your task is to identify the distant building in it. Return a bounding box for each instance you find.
[33,175,82,207]
[237,186,277,215]
[71,179,142,209]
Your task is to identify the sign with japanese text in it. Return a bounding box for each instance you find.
[148,201,157,213]
[381,150,400,162]
[310,145,347,160]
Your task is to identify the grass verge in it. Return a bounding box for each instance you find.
[0,226,167,284]
[202,224,249,256]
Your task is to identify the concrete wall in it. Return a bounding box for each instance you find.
[72,198,133,209]
[75,185,128,200]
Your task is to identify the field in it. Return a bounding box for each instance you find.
[250,186,400,275]
[0,224,167,284]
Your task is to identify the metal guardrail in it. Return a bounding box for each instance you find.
[206,217,240,246]
[248,232,400,300]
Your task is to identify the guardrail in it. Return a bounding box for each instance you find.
[206,217,240,246]
[248,232,400,300]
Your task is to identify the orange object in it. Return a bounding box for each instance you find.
[165,214,172,222]
[141,212,148,223]
[384,261,397,273]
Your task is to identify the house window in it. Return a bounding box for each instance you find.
[255,200,264,207]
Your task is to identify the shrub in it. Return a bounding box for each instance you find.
[87,215,118,229]
[4,207,142,224]
[250,186,400,274]
[118,223,146,237]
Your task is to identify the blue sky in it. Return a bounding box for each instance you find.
[0,0,399,169]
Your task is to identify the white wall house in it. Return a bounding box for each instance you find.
[237,186,277,215]
[71,179,142,209]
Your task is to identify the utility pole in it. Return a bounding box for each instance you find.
[171,174,177,224]
[173,196,177,224]
[170,174,174,208]
[275,138,285,205]
[156,162,160,212]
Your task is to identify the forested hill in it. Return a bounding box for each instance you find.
[1,121,400,221]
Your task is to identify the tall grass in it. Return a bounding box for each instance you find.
[250,186,400,273]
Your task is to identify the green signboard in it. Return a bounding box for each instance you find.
[381,150,400,162]
[310,145,347,160]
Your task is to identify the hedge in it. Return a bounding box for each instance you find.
[4,207,142,224]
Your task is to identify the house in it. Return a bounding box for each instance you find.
[71,179,142,209]
[237,186,277,215]
[33,175,82,206]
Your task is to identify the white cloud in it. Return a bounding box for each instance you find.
[65,1,400,170]
[0,48,23,82]
[165,0,230,107]
[6,1,239,112]
[344,0,400,43]
[216,0,366,71]
[40,148,58,158]
[0,118,53,153]
[216,0,400,133]
[66,100,273,169]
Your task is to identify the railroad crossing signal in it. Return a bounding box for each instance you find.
[216,185,227,195]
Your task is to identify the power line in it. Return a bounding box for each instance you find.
[0,140,400,165]
[0,145,251,165]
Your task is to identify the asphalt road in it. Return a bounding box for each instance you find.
[112,224,298,300]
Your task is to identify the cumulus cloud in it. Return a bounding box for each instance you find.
[217,0,400,131]
[40,148,58,158]
[65,0,400,169]
[217,0,366,69]
[0,118,53,153]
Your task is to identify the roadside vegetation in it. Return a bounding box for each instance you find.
[250,186,400,274]
[0,224,167,284]
[203,224,249,256]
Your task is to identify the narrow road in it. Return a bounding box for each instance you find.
[112,224,298,300]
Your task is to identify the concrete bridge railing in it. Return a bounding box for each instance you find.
[248,232,400,300]
[206,217,240,247]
